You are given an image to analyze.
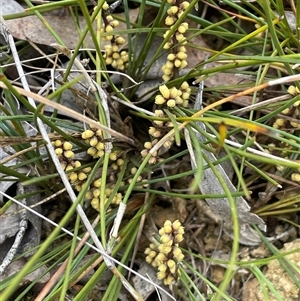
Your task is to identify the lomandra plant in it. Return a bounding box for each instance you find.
[0,0,300,300]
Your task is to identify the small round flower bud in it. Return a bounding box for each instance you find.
[69,172,78,182]
[167,53,176,61]
[155,95,166,105]
[164,275,174,285]
[167,6,179,15]
[87,147,97,156]
[53,140,62,147]
[161,234,172,244]
[159,85,170,99]
[165,16,176,26]
[157,271,167,280]
[78,172,87,181]
[89,136,98,147]
[167,99,176,108]
[291,173,300,182]
[64,150,74,158]
[55,148,63,156]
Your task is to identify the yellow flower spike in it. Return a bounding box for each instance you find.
[155,95,166,105]
[167,99,176,108]
[159,85,170,99]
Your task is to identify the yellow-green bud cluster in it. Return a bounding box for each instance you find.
[86,178,123,211]
[141,139,160,164]
[52,139,92,191]
[82,128,105,159]
[101,2,128,70]
[161,0,189,81]
[109,150,125,171]
[273,87,300,129]
[162,45,187,81]
[53,140,74,160]
[103,41,128,71]
[144,220,184,285]
[155,83,190,108]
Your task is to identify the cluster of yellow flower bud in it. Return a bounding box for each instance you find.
[161,0,189,81]
[272,87,300,129]
[82,128,105,159]
[101,1,128,70]
[85,178,123,210]
[103,41,129,71]
[145,220,184,285]
[52,139,92,191]
[155,83,190,109]
[141,139,160,164]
